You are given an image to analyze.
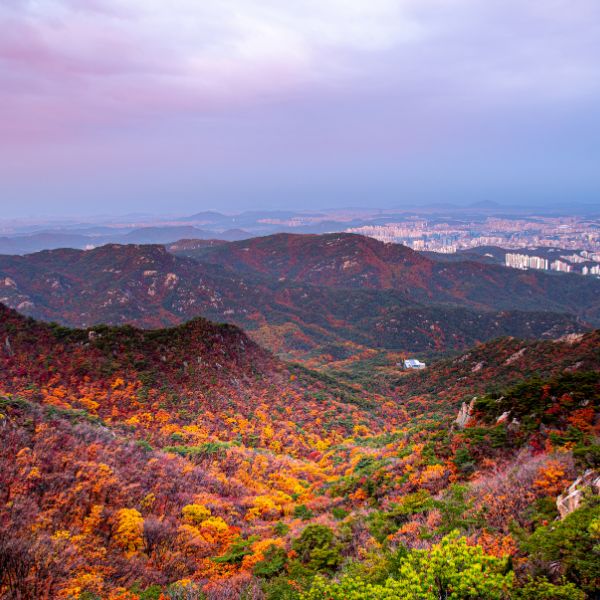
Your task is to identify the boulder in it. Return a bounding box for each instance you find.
[496,411,510,424]
[455,397,476,429]
[4,336,13,357]
[556,469,600,519]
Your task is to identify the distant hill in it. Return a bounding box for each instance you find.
[0,232,92,255]
[120,226,216,244]
[423,245,506,265]
[0,236,593,361]
[174,233,600,323]
[0,226,250,255]
[167,238,228,251]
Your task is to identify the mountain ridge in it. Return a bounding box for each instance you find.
[177,233,600,319]
[0,236,595,363]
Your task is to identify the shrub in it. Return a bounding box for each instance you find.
[273,522,290,536]
[113,508,144,556]
[453,447,475,475]
[512,577,585,599]
[253,544,288,578]
[292,525,342,572]
[262,575,301,600]
[522,501,600,594]
[368,490,434,543]
[181,504,211,525]
[572,444,600,469]
[294,504,314,521]
[213,536,257,564]
[332,507,349,520]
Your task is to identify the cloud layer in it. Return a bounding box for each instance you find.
[1,0,599,214]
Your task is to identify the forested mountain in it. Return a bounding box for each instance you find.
[1,304,598,598]
[173,233,600,320]
[0,235,595,363]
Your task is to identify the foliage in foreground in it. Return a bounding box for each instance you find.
[302,532,514,600]
[1,304,599,599]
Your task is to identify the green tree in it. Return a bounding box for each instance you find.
[301,532,513,600]
[394,531,513,599]
[292,524,342,572]
[522,501,600,594]
[513,577,584,600]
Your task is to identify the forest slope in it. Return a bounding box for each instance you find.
[1,306,599,599]
[174,233,600,321]
[0,241,590,362]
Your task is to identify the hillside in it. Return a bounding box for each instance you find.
[1,307,599,599]
[391,331,600,428]
[176,233,600,322]
[0,240,591,363]
[0,302,396,454]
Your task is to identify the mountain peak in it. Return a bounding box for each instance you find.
[191,231,430,289]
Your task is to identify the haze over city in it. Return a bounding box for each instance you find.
[2,0,600,217]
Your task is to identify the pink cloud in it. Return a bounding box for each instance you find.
[0,15,163,77]
[1,0,599,159]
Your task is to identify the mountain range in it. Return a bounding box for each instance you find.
[0,233,598,363]
[173,233,600,316]
[0,226,252,255]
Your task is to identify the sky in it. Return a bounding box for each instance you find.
[1,0,599,217]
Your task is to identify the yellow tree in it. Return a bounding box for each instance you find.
[114,508,144,556]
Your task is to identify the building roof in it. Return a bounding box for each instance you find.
[404,359,425,368]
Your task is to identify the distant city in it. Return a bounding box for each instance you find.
[504,251,600,276]
[343,215,600,277]
[1,208,599,277]
[345,216,600,254]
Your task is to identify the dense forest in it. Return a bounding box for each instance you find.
[1,301,598,599]
[2,234,598,363]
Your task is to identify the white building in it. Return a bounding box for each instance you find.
[402,359,426,370]
[505,253,549,271]
[583,264,600,276]
[550,260,572,273]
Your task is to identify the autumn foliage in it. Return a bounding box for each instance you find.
[1,302,599,599]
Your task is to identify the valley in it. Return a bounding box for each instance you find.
[1,302,599,598]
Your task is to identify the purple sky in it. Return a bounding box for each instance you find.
[1,0,600,217]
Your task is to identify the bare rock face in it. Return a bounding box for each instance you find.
[455,397,476,429]
[556,470,600,519]
[494,410,521,432]
[496,411,511,424]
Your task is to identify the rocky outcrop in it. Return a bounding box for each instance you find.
[496,411,510,424]
[556,469,600,519]
[455,398,476,429]
[495,410,521,432]
[504,347,527,365]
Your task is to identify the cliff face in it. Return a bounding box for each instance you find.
[557,470,600,519]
